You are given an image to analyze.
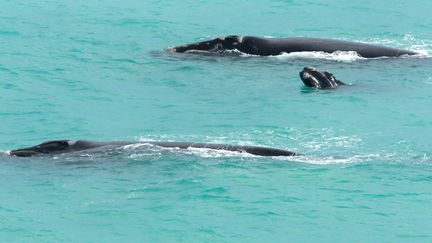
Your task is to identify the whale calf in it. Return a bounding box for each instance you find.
[300,67,346,89]
[171,35,417,58]
[8,140,298,157]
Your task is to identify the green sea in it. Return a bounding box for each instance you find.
[1,0,432,241]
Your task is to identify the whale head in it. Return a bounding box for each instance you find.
[171,35,242,54]
[299,67,345,89]
[10,140,73,157]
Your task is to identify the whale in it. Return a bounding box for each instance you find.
[8,140,298,157]
[171,35,417,58]
[300,67,346,89]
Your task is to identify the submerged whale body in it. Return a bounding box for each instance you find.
[300,67,346,89]
[171,35,417,58]
[9,140,298,157]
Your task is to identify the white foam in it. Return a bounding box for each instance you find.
[364,35,431,57]
[122,142,154,149]
[299,135,363,152]
[276,153,394,165]
[272,51,365,62]
[122,140,259,158]
[181,147,256,158]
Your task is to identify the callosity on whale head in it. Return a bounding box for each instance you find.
[171,35,242,53]
[299,67,346,89]
[9,140,73,157]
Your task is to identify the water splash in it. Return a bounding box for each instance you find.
[272,51,365,62]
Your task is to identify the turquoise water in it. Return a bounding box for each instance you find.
[1,0,432,241]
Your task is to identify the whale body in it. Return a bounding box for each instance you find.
[9,140,298,157]
[171,36,417,58]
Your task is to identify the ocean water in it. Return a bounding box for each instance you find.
[1,0,432,241]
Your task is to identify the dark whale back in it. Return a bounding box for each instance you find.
[238,37,417,57]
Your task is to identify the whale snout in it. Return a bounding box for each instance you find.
[9,149,42,157]
[171,36,241,54]
[171,39,220,53]
[300,67,323,88]
[9,140,73,157]
[299,67,345,89]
